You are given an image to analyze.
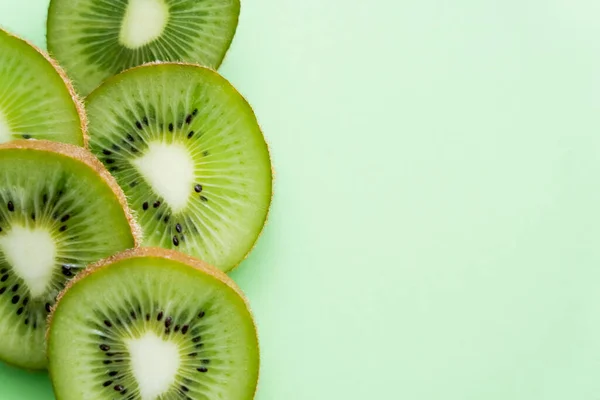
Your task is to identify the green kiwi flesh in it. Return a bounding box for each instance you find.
[86,63,272,272]
[48,248,259,400]
[0,28,85,145]
[0,140,136,369]
[47,0,240,95]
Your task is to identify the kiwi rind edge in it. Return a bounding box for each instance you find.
[0,26,89,147]
[86,61,275,273]
[46,247,260,397]
[0,139,142,244]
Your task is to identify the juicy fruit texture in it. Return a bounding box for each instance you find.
[0,28,85,145]
[0,141,137,369]
[47,0,240,95]
[86,64,272,272]
[48,248,259,400]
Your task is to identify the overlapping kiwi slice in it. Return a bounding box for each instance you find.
[0,140,138,369]
[86,63,272,272]
[48,248,259,400]
[0,28,85,145]
[47,0,240,95]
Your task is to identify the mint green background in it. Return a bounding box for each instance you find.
[1,0,600,398]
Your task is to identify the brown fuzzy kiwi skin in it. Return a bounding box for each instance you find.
[87,61,274,273]
[46,247,261,397]
[0,26,89,147]
[0,139,142,244]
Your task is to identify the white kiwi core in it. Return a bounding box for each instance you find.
[127,332,181,400]
[132,141,195,213]
[119,0,170,49]
[0,225,57,298]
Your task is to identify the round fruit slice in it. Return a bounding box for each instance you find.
[48,248,259,400]
[86,63,272,272]
[47,0,240,95]
[0,140,138,369]
[0,28,85,145]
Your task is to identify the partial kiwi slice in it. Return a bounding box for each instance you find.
[0,28,85,145]
[86,63,272,272]
[47,0,240,95]
[0,140,138,369]
[48,247,259,400]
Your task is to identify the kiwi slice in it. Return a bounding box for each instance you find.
[86,63,272,272]
[0,28,86,145]
[0,140,138,369]
[47,0,240,95]
[48,247,259,400]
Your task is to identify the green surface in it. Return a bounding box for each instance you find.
[1,0,600,398]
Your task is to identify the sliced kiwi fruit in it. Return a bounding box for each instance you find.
[85,63,272,272]
[0,28,86,145]
[47,0,240,95]
[0,140,138,369]
[47,247,259,400]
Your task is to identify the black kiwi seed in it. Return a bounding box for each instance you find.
[45,303,51,312]
[187,131,194,139]
[143,117,149,125]
[130,311,136,320]
[31,212,36,220]
[105,159,115,164]
[185,115,193,124]
[142,202,148,210]
[0,268,5,273]
[7,201,14,212]
[12,284,18,292]
[176,223,182,233]
[145,313,150,321]
[62,266,73,277]
[203,151,209,157]
[202,359,210,364]
[103,381,113,387]
[0,287,5,294]
[42,194,48,204]
[200,196,208,202]
[165,316,172,328]
[130,181,137,188]
[188,352,197,357]
[24,319,29,325]
[198,311,205,318]
[194,184,202,193]
[59,225,67,232]
[153,201,161,208]
[192,108,198,116]
[102,149,112,156]
[22,297,28,305]
[103,360,112,365]
[61,214,70,222]
[108,371,118,377]
[22,134,31,139]
[127,134,135,142]
[173,236,179,246]
[197,367,208,373]
[163,215,170,223]
[192,336,201,343]
[104,320,112,328]
[99,344,110,351]
[174,325,180,332]
[181,325,189,334]
[168,123,174,132]
[11,295,19,304]
[181,385,189,392]
[135,121,143,129]
[1,274,7,282]
[157,311,164,321]
[16,308,23,315]
[114,385,124,392]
